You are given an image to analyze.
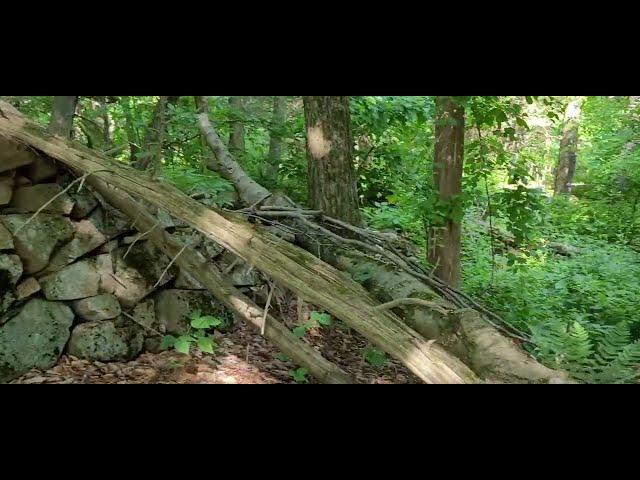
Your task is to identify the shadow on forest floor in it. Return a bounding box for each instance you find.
[11,320,420,384]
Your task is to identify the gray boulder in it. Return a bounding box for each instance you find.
[71,294,122,322]
[0,214,74,274]
[0,299,74,382]
[67,319,143,362]
[40,259,100,301]
[9,184,74,215]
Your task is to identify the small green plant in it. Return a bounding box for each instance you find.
[530,320,640,383]
[289,367,309,383]
[362,345,387,368]
[292,311,332,338]
[275,353,291,362]
[161,310,222,355]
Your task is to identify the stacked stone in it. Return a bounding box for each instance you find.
[0,141,249,382]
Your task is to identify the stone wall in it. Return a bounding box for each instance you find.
[0,146,251,382]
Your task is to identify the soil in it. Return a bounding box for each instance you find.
[10,319,420,384]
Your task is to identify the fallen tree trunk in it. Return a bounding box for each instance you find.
[0,101,478,384]
[191,104,571,383]
[89,179,353,384]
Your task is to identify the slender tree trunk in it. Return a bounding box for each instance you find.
[195,96,273,206]
[428,96,465,288]
[135,96,179,174]
[303,96,361,225]
[554,97,584,196]
[49,96,78,138]
[228,96,246,155]
[121,96,141,161]
[265,96,287,183]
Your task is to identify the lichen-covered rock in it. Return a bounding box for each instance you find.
[87,206,131,240]
[16,277,40,300]
[71,294,121,322]
[110,243,176,308]
[9,184,74,215]
[0,214,74,274]
[0,254,22,287]
[155,289,231,335]
[0,254,22,313]
[67,319,143,362]
[0,174,13,206]
[39,260,100,301]
[0,138,37,173]
[219,252,262,287]
[131,299,155,329]
[0,223,13,250]
[26,157,58,183]
[70,188,99,219]
[0,299,74,382]
[41,219,106,274]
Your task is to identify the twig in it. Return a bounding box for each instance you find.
[153,230,196,288]
[244,207,532,343]
[429,257,440,277]
[103,144,130,156]
[123,222,161,260]
[14,170,108,234]
[223,258,240,274]
[261,281,275,336]
[375,298,450,316]
[121,311,164,336]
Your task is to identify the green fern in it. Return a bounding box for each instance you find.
[530,320,640,383]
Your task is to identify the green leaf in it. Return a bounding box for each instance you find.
[292,326,307,338]
[175,336,193,355]
[197,336,216,354]
[289,367,309,383]
[363,346,387,367]
[160,335,176,349]
[189,310,202,321]
[311,311,332,326]
[191,315,223,329]
[275,353,291,362]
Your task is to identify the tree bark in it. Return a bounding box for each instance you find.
[191,99,569,383]
[195,96,273,206]
[121,96,141,161]
[228,96,246,156]
[265,96,287,183]
[0,100,478,384]
[428,96,465,288]
[554,97,584,196]
[303,96,362,226]
[88,179,353,384]
[135,96,180,174]
[49,96,78,138]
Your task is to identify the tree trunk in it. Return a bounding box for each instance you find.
[0,100,478,384]
[554,97,584,196]
[135,96,180,174]
[49,96,78,138]
[194,98,569,383]
[121,96,141,161]
[196,96,274,206]
[265,96,287,183]
[228,96,246,156]
[428,96,465,288]
[88,179,353,384]
[303,96,362,226]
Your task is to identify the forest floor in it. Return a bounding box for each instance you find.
[10,320,420,384]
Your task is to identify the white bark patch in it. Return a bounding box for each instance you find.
[307,124,332,159]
